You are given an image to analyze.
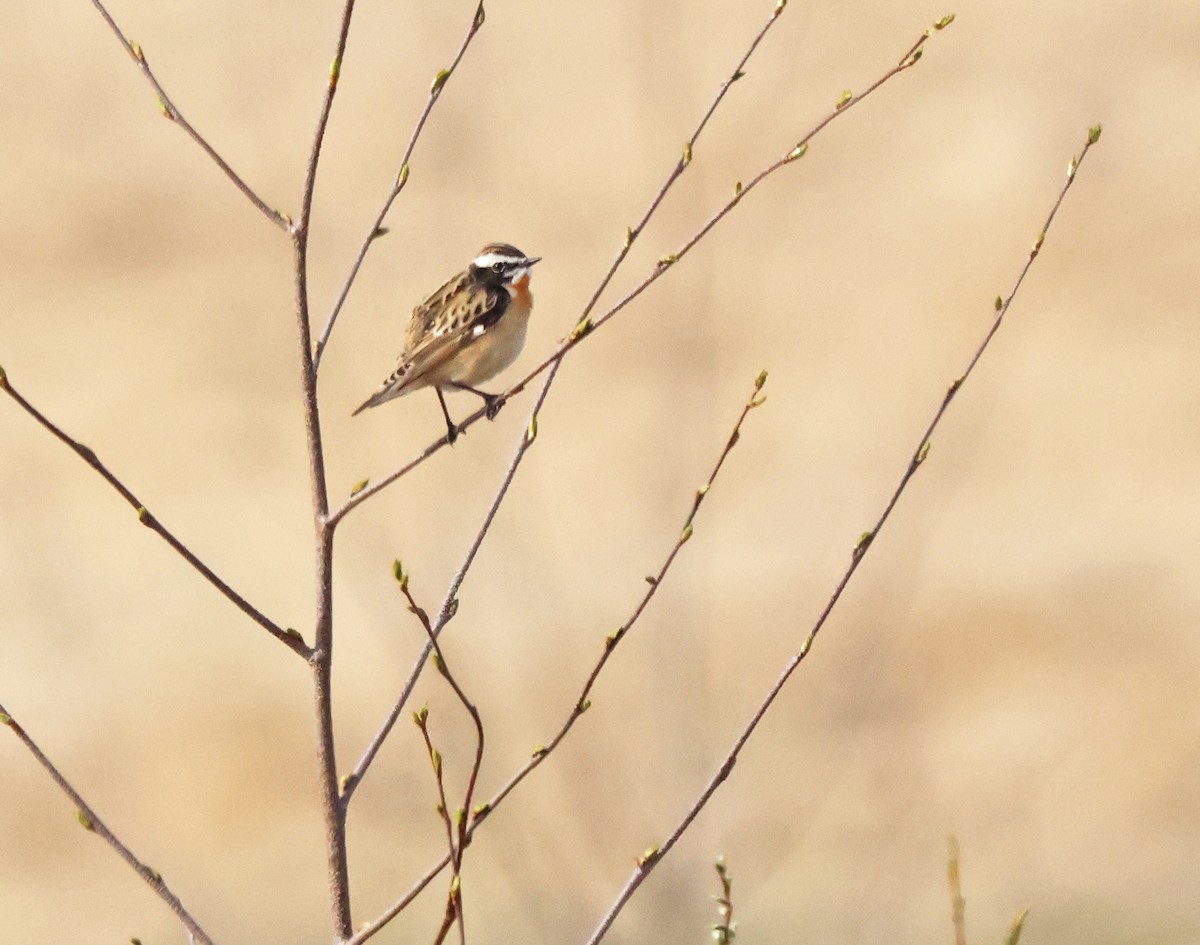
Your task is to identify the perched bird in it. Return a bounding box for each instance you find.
[353,243,541,444]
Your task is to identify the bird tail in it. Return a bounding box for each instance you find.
[352,369,411,416]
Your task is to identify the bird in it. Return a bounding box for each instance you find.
[353,243,541,444]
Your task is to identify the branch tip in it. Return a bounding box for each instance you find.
[1006,908,1031,945]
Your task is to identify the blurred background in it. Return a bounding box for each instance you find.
[2,0,1197,942]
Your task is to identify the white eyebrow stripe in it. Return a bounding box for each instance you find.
[472,251,524,269]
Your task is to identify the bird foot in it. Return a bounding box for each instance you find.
[483,394,506,420]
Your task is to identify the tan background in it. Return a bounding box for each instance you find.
[2,0,1197,942]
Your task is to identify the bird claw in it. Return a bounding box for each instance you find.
[483,395,505,420]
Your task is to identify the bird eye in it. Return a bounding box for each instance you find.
[491,262,506,273]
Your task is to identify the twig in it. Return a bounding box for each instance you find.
[0,369,307,657]
[87,0,289,230]
[1005,909,1030,945]
[0,703,217,945]
[712,856,737,945]
[397,564,486,945]
[345,372,767,945]
[290,0,360,937]
[580,123,1102,945]
[326,10,945,526]
[414,709,464,945]
[312,1,488,372]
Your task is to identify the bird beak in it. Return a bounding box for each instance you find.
[524,256,542,266]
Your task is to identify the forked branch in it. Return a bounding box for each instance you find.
[396,563,486,942]
[344,372,769,945]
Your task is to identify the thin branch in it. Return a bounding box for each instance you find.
[87,0,290,230]
[0,703,217,945]
[291,0,360,938]
[346,372,768,945]
[711,857,737,945]
[0,370,308,657]
[312,1,488,372]
[397,564,486,945]
[581,123,1101,945]
[414,710,463,945]
[327,10,943,526]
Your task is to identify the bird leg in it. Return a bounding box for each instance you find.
[451,382,505,420]
[435,388,460,445]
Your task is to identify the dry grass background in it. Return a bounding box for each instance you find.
[2,0,1198,942]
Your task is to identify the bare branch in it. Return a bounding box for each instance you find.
[580,123,1101,945]
[345,371,768,945]
[397,564,486,945]
[0,703,218,945]
[414,709,463,945]
[711,856,737,945]
[87,0,290,230]
[327,9,940,525]
[0,370,308,657]
[312,1,488,372]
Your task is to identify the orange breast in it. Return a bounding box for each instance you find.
[510,273,534,309]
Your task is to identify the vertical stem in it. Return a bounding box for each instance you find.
[293,2,358,935]
[293,231,350,936]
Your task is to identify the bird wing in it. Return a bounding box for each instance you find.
[352,278,507,415]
